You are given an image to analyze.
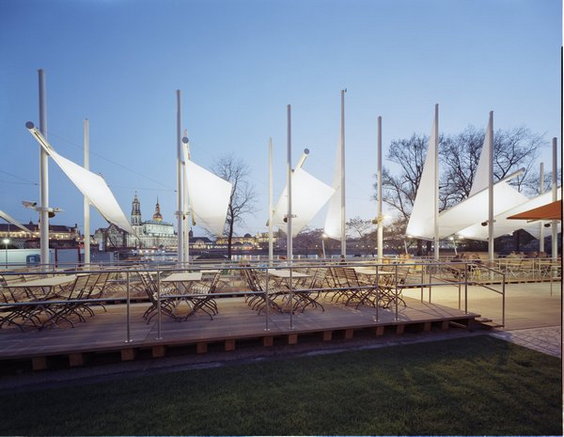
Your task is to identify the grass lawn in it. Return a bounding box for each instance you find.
[0,335,561,436]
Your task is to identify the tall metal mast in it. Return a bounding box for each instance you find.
[38,69,49,269]
[83,119,90,265]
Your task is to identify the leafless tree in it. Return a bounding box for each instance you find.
[441,126,542,207]
[376,126,544,220]
[212,155,257,259]
[346,216,375,239]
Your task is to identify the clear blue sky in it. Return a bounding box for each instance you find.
[1,0,561,237]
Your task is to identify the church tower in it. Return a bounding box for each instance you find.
[152,197,163,222]
[131,193,142,226]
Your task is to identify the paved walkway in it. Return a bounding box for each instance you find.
[403,280,562,358]
[490,325,562,358]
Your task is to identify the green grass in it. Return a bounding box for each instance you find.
[0,336,561,436]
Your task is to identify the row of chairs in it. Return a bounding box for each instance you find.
[240,266,405,314]
[0,272,110,330]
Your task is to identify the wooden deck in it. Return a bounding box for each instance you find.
[0,295,480,371]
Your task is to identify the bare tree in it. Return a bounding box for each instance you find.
[212,155,257,259]
[376,134,430,222]
[377,126,544,219]
[441,126,542,207]
[346,216,375,239]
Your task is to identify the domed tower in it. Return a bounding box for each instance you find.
[131,193,142,226]
[152,198,163,222]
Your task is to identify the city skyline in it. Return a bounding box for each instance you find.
[1,0,561,238]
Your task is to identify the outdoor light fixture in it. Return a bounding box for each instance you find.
[22,200,62,217]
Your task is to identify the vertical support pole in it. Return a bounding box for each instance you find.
[394,263,399,320]
[488,111,495,264]
[539,162,544,253]
[182,137,190,266]
[83,119,91,265]
[433,103,440,261]
[287,105,292,261]
[176,90,184,266]
[340,89,347,258]
[377,116,384,263]
[264,267,270,331]
[38,69,49,270]
[551,138,558,260]
[286,104,294,331]
[464,263,468,314]
[125,270,131,343]
[501,273,506,327]
[156,270,162,340]
[268,138,274,265]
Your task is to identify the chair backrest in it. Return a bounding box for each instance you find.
[138,271,158,303]
[209,271,222,292]
[64,274,92,300]
[308,268,327,289]
[343,268,360,287]
[84,273,101,289]
[331,267,350,288]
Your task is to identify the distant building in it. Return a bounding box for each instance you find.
[94,194,177,250]
[0,222,80,248]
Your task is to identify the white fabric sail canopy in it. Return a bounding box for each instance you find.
[406,117,438,239]
[469,117,492,196]
[27,127,134,234]
[458,188,562,240]
[323,143,342,239]
[184,160,232,236]
[0,210,35,234]
[272,168,335,238]
[436,181,528,239]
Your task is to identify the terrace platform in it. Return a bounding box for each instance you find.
[0,295,480,372]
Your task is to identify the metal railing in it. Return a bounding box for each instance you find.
[0,258,548,342]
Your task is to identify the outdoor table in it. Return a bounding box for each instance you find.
[2,275,78,329]
[266,269,313,312]
[161,271,205,318]
[352,268,405,309]
[7,275,78,299]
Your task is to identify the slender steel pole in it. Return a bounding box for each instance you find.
[156,270,162,340]
[286,104,294,330]
[488,111,495,263]
[340,89,347,258]
[38,69,49,270]
[551,138,558,260]
[539,162,545,253]
[433,104,440,261]
[83,119,91,265]
[377,116,383,262]
[264,267,270,331]
[176,90,184,265]
[125,270,131,343]
[182,137,190,266]
[268,138,274,265]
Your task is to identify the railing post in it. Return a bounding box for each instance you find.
[502,273,506,327]
[420,263,424,302]
[264,266,270,331]
[464,263,468,314]
[289,263,294,330]
[125,270,131,343]
[156,269,162,340]
[428,263,432,304]
[394,263,399,320]
[375,264,379,322]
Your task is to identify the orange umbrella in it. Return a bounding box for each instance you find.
[507,200,562,221]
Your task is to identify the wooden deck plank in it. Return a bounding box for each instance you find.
[0,296,479,361]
